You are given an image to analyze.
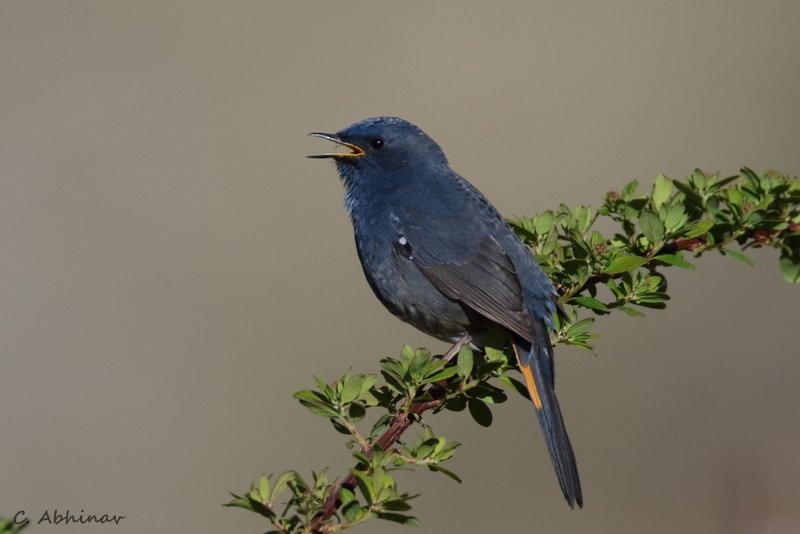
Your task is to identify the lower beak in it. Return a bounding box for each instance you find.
[307,132,365,159]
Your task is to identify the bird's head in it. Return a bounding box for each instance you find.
[308,117,448,182]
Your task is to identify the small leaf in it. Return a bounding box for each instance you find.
[270,471,297,502]
[421,366,459,384]
[294,391,341,418]
[662,203,688,233]
[376,512,419,526]
[534,211,555,235]
[445,396,467,411]
[621,179,639,200]
[484,344,508,363]
[429,464,463,483]
[381,499,413,512]
[652,254,696,270]
[380,369,406,395]
[258,474,270,500]
[339,486,357,505]
[682,219,714,238]
[540,227,559,255]
[604,255,648,274]
[497,375,530,400]
[476,360,506,378]
[566,317,595,336]
[340,376,363,404]
[570,295,610,313]
[369,413,394,438]
[710,174,740,191]
[408,349,431,378]
[467,398,493,427]
[618,305,646,317]
[342,501,366,523]
[720,248,755,266]
[652,174,673,209]
[457,346,474,378]
[351,470,376,505]
[359,374,378,396]
[779,253,800,283]
[347,401,367,421]
[639,210,665,245]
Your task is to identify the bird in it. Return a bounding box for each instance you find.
[308,116,582,508]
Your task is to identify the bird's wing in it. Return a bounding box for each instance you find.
[400,228,536,341]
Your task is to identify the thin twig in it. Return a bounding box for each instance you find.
[309,373,450,532]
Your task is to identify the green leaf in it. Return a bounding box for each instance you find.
[421,366,459,384]
[457,346,474,378]
[573,205,592,232]
[476,360,506,378]
[682,219,714,238]
[340,376,363,404]
[413,438,437,459]
[400,345,414,359]
[381,499,413,512]
[467,398,493,427]
[720,248,755,266]
[257,474,270,500]
[369,413,394,438]
[342,501,366,523]
[484,344,509,363]
[294,390,341,418]
[710,174,740,191]
[639,210,665,245]
[339,486,357,505]
[533,210,555,235]
[408,349,431,377]
[652,254,696,270]
[540,227,559,255]
[293,389,324,403]
[347,401,367,421]
[661,203,688,233]
[351,470,376,505]
[445,396,467,411]
[468,383,508,404]
[652,174,673,209]
[618,305,646,317]
[375,512,419,526]
[497,375,530,400]
[429,464,463,483]
[779,253,800,283]
[270,471,297,502]
[360,374,378,395]
[569,296,610,313]
[621,179,639,200]
[566,317,595,336]
[604,255,648,274]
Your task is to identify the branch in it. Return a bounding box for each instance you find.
[311,398,444,533]
[227,168,799,532]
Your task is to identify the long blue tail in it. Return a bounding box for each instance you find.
[513,324,582,508]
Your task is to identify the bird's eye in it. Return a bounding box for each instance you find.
[370,137,385,150]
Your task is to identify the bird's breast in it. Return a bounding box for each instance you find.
[352,214,470,341]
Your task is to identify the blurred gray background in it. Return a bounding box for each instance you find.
[1,2,798,533]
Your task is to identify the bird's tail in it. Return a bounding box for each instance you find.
[512,326,583,508]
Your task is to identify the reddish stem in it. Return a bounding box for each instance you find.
[310,398,444,533]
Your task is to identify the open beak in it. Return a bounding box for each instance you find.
[307,132,365,159]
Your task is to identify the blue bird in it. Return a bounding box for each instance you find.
[309,117,582,508]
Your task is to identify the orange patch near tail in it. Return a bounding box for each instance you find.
[513,344,543,410]
[521,364,543,410]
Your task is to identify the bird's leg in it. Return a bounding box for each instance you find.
[442,333,473,362]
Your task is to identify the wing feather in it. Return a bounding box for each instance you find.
[414,234,535,340]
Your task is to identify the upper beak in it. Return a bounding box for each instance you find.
[307,132,365,159]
